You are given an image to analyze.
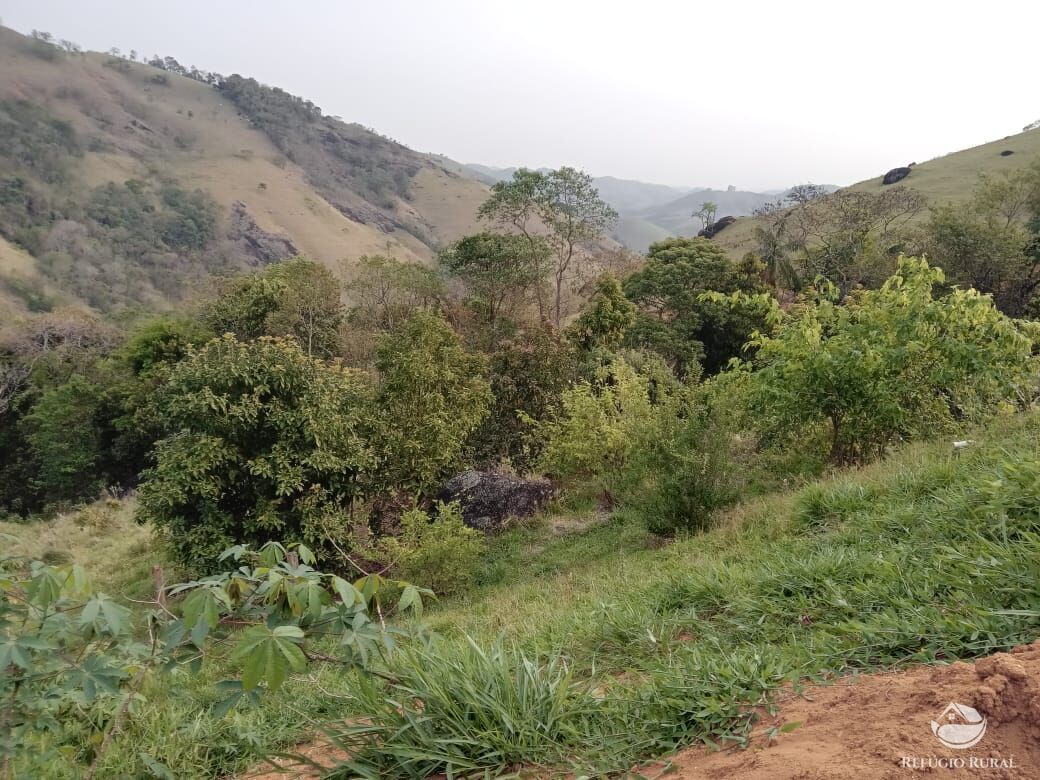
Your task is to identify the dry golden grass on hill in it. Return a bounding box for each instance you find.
[0,24,491,306]
[715,126,1040,258]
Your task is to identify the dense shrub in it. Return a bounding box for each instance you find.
[137,336,374,569]
[623,237,768,377]
[536,354,741,531]
[470,324,577,468]
[568,273,636,357]
[377,501,486,596]
[373,311,491,492]
[740,257,1035,464]
[439,232,548,331]
[204,257,344,357]
[20,374,106,505]
[118,316,214,376]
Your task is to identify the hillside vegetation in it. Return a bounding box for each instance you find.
[3,22,1040,780]
[5,412,1040,777]
[0,26,487,315]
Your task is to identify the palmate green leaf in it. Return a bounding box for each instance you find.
[209,680,263,718]
[79,593,132,637]
[67,654,127,704]
[295,543,316,565]
[0,634,55,671]
[259,541,287,568]
[230,624,306,691]
[181,587,229,646]
[398,585,423,619]
[331,576,365,607]
[25,567,66,609]
[286,578,327,620]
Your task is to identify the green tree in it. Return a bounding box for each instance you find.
[919,164,1040,316]
[738,257,1035,464]
[157,185,218,250]
[694,201,717,233]
[479,167,617,325]
[137,336,374,569]
[469,324,576,468]
[262,258,344,357]
[623,237,768,377]
[204,257,344,357]
[345,254,445,331]
[752,187,926,294]
[568,273,636,354]
[439,232,549,330]
[118,316,214,376]
[374,312,491,492]
[21,374,105,505]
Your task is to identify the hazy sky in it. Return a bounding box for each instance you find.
[2,0,1038,189]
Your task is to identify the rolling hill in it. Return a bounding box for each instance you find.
[0,25,488,315]
[714,125,1040,258]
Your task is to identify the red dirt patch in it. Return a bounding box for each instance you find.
[662,640,1040,779]
[237,736,347,780]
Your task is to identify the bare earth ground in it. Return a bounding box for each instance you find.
[665,639,1040,779]
[240,640,1040,779]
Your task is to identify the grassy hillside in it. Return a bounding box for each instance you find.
[0,26,489,314]
[7,411,1039,778]
[715,126,1040,258]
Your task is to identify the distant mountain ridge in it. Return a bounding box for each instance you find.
[453,163,837,250]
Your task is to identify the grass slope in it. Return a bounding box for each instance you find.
[715,126,1040,258]
[9,412,1040,777]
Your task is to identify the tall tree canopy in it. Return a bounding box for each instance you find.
[479,167,617,325]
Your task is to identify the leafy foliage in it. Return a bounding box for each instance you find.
[377,501,487,596]
[469,324,577,468]
[479,167,617,325]
[137,336,374,568]
[568,273,636,355]
[536,354,741,530]
[344,254,445,333]
[737,257,1035,464]
[373,311,491,492]
[0,538,425,778]
[439,231,549,330]
[623,237,768,377]
[20,374,106,504]
[204,257,345,358]
[917,163,1040,316]
[752,186,926,293]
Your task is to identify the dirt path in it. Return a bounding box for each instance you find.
[664,639,1040,779]
[240,641,1040,779]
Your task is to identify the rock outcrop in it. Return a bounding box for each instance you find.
[226,201,298,265]
[697,215,736,239]
[437,470,554,532]
[882,167,912,185]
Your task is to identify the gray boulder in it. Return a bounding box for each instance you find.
[437,470,554,532]
[882,167,911,185]
[697,215,736,239]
